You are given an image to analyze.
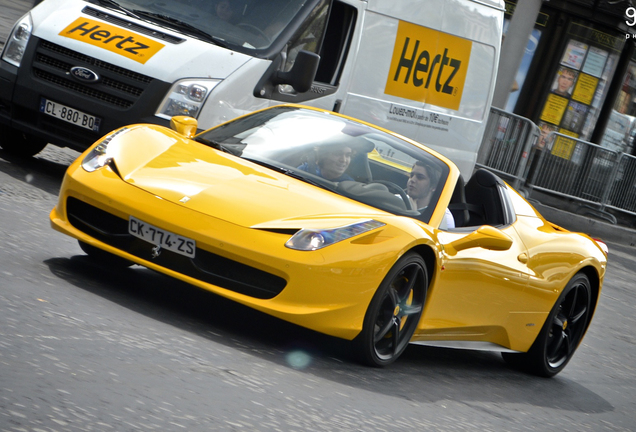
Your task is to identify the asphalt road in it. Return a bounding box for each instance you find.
[1,1,636,430]
[1,144,635,431]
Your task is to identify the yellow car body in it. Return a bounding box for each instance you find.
[50,105,607,376]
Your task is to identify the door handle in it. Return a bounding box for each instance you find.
[517,253,528,263]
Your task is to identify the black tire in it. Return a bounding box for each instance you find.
[353,252,428,367]
[79,241,133,268]
[502,273,592,377]
[0,125,48,157]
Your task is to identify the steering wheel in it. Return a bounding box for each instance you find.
[237,23,271,44]
[372,180,413,210]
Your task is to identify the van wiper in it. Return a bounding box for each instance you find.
[131,10,227,47]
[96,0,142,20]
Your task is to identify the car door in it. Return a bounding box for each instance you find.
[412,172,538,351]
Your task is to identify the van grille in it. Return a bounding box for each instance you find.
[32,40,153,108]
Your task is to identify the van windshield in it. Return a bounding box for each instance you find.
[86,0,315,53]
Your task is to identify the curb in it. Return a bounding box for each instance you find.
[534,203,636,248]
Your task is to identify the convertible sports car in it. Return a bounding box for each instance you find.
[50,105,608,377]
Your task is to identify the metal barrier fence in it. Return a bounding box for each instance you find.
[605,152,636,217]
[526,132,620,223]
[476,107,540,191]
[477,108,636,225]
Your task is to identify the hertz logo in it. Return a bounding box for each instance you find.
[59,18,165,64]
[385,21,472,111]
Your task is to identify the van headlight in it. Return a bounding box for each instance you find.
[2,13,32,67]
[285,220,386,251]
[156,79,220,119]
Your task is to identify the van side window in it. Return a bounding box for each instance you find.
[282,0,329,74]
[314,1,356,86]
[276,0,356,100]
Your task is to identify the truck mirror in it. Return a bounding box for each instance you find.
[272,50,320,93]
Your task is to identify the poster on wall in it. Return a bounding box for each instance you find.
[538,121,558,149]
[504,27,544,112]
[561,101,589,134]
[572,73,599,105]
[561,40,588,70]
[540,94,569,125]
[501,2,547,112]
[551,66,578,97]
[538,23,625,150]
[582,46,609,77]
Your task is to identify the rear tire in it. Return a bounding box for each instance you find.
[79,241,133,268]
[353,252,428,367]
[502,273,592,377]
[0,125,48,157]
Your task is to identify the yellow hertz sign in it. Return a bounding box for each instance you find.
[385,21,472,111]
[59,18,165,64]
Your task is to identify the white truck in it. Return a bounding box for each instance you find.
[1,0,503,176]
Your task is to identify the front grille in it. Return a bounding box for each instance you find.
[66,197,287,299]
[34,69,134,108]
[32,40,154,108]
[40,40,152,84]
[36,53,144,96]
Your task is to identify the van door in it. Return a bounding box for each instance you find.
[259,0,361,112]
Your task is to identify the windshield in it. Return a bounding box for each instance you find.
[195,107,451,223]
[86,0,315,53]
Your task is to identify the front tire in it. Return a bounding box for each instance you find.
[503,273,592,377]
[0,125,48,157]
[353,252,428,367]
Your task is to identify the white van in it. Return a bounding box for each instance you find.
[0,0,503,176]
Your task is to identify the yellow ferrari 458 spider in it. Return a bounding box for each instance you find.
[50,105,607,377]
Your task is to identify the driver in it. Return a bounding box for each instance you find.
[215,0,234,21]
[407,161,455,229]
[298,145,355,182]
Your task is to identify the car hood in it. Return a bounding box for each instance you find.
[114,129,386,228]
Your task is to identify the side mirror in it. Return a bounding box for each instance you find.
[271,50,320,93]
[170,116,198,138]
[445,225,513,255]
[255,50,320,98]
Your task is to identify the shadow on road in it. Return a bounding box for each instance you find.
[44,254,614,415]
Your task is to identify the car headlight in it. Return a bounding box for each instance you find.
[285,220,386,251]
[2,13,32,67]
[156,79,220,119]
[82,127,130,172]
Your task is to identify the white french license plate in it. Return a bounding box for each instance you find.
[39,98,101,132]
[128,216,196,259]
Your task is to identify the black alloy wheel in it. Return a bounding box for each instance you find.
[354,252,428,367]
[503,272,592,377]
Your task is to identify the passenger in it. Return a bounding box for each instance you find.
[407,161,455,229]
[215,0,234,22]
[298,145,354,182]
